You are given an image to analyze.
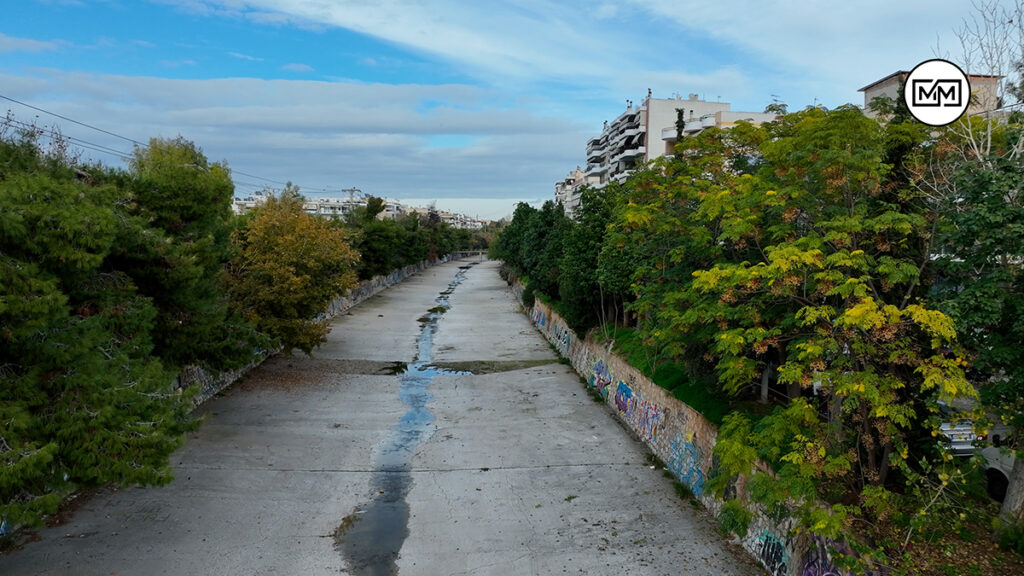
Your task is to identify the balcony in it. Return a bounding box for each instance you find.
[621,146,646,159]
[610,145,646,165]
[612,170,636,184]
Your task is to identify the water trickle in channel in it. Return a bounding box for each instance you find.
[336,265,474,576]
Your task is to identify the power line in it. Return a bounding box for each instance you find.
[1,92,347,195]
[0,93,147,148]
[3,117,134,160]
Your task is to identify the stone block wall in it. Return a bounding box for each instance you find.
[526,298,873,576]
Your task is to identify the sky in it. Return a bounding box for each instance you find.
[0,0,1002,220]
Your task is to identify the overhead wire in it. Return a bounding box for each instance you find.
[0,92,343,194]
[0,93,146,148]
[3,117,134,160]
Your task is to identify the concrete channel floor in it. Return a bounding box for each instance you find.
[0,258,763,576]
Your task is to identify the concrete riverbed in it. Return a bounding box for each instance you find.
[0,258,762,576]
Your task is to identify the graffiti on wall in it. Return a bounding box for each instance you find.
[532,308,546,328]
[667,432,704,496]
[633,399,663,442]
[590,360,612,398]
[757,531,789,576]
[552,322,572,356]
[615,380,632,413]
[802,535,880,576]
[612,380,664,442]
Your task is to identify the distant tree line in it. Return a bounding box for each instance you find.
[492,102,1024,570]
[0,125,475,530]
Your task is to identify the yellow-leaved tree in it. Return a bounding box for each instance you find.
[229,189,359,355]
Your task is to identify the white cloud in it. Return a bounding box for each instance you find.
[0,33,61,53]
[594,3,619,19]
[147,0,627,82]
[625,0,980,106]
[12,0,1001,209]
[0,70,582,201]
[160,59,198,68]
[282,62,314,73]
[229,51,263,61]
[146,0,995,110]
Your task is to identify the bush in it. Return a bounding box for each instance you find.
[521,282,537,308]
[719,499,753,538]
[997,519,1024,555]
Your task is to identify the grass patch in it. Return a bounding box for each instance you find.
[598,325,734,426]
[645,452,667,469]
[672,480,693,499]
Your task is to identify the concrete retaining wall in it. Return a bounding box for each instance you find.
[524,296,872,576]
[179,254,479,406]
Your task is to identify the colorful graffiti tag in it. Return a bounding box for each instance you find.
[532,308,546,328]
[757,531,789,576]
[615,381,632,413]
[667,432,704,496]
[552,322,572,356]
[611,380,664,442]
[589,360,612,398]
[633,400,663,442]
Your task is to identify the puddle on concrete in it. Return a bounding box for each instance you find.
[336,264,475,575]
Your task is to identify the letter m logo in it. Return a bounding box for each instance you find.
[911,79,962,107]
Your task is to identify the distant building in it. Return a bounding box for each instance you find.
[231,189,273,214]
[859,70,1001,118]
[301,196,364,219]
[233,192,484,229]
[555,166,600,218]
[558,92,776,216]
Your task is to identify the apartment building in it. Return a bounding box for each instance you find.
[555,166,600,217]
[557,92,776,216]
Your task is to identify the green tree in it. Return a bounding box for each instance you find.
[928,115,1024,520]
[698,107,973,543]
[355,218,403,279]
[489,202,536,270]
[559,186,618,332]
[520,200,570,298]
[1,135,193,528]
[118,137,254,369]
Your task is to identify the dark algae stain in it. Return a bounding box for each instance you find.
[336,264,474,575]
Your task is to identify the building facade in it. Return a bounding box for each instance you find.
[557,92,776,217]
[555,166,601,217]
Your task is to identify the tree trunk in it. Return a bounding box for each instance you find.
[878,443,892,486]
[786,379,800,400]
[1001,455,1024,522]
[760,363,772,404]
